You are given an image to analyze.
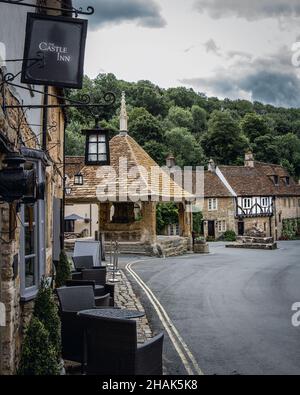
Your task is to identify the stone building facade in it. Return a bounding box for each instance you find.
[0,1,65,374]
[200,154,300,240]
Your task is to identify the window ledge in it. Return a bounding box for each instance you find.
[20,290,38,303]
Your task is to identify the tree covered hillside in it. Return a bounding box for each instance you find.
[66,73,300,179]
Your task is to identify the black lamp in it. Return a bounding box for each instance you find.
[74,172,84,185]
[82,118,110,166]
[0,152,36,203]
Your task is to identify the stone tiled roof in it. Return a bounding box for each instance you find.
[204,171,233,198]
[192,170,233,198]
[65,135,194,203]
[219,162,300,197]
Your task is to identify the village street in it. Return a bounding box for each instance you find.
[121,241,300,375]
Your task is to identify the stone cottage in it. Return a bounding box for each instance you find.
[0,0,68,375]
[201,153,300,240]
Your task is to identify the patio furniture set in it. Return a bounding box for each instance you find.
[56,255,164,375]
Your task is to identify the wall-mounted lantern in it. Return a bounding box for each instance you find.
[74,172,84,186]
[0,153,36,203]
[65,186,72,196]
[82,118,110,166]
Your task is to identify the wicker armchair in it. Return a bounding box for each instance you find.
[65,279,105,298]
[56,286,110,364]
[72,256,95,271]
[79,314,164,375]
[82,268,115,306]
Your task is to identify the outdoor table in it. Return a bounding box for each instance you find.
[78,308,145,320]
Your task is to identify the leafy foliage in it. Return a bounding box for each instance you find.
[66,73,300,179]
[156,203,179,234]
[33,278,61,362]
[223,230,237,242]
[18,317,59,376]
[193,212,203,235]
[281,219,300,240]
[55,251,72,288]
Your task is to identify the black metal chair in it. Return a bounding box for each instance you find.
[82,268,115,306]
[56,286,110,364]
[79,314,164,375]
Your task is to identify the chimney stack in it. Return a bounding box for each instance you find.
[166,154,176,168]
[208,159,216,172]
[244,150,254,168]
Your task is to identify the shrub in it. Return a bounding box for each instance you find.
[34,278,61,361]
[193,212,203,235]
[55,250,72,288]
[223,230,237,242]
[18,317,60,376]
[282,219,298,240]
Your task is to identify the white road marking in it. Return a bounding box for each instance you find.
[126,259,204,376]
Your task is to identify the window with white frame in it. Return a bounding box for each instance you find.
[208,198,218,211]
[243,198,252,209]
[261,197,269,207]
[20,159,46,301]
[218,220,227,233]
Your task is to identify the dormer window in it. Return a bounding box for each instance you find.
[273,175,279,186]
[285,177,290,186]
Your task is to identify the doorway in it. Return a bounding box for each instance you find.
[238,221,244,236]
[208,221,215,238]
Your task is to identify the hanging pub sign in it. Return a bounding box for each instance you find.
[21,13,88,89]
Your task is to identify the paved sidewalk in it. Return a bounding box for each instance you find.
[113,270,153,343]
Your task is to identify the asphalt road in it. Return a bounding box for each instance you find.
[123,241,300,375]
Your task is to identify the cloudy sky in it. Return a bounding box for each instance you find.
[77,0,300,108]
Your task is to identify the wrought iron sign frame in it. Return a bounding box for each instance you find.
[0,0,94,17]
[0,61,116,114]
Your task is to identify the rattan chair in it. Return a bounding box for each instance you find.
[56,286,110,364]
[65,279,105,298]
[72,256,94,271]
[82,268,115,306]
[79,314,164,375]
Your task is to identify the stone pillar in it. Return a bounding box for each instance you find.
[178,203,193,250]
[141,202,157,244]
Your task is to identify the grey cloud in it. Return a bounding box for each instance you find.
[74,0,166,30]
[204,39,221,55]
[181,47,300,107]
[194,0,300,21]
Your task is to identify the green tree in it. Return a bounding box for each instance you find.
[165,127,205,167]
[143,140,168,166]
[203,110,248,165]
[128,107,164,146]
[127,80,168,116]
[167,106,193,129]
[251,134,280,164]
[156,203,179,234]
[191,105,207,135]
[276,133,300,177]
[65,121,85,156]
[241,113,270,143]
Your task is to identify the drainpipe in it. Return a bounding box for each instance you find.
[42,86,48,151]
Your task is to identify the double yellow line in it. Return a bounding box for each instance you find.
[126,260,204,376]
